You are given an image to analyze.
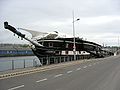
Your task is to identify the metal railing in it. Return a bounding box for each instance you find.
[0,58,39,71]
[0,55,90,72]
[39,55,90,65]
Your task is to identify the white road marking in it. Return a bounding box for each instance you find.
[36,78,47,83]
[54,74,63,78]
[76,68,81,71]
[83,66,87,68]
[8,85,24,90]
[67,71,73,73]
[88,64,92,67]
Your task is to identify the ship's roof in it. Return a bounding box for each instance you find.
[57,37,101,47]
[38,37,101,47]
[18,28,101,47]
[18,28,72,40]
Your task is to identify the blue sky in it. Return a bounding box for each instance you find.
[0,0,120,46]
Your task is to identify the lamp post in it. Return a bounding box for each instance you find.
[72,11,80,60]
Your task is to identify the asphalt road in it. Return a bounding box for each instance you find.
[0,55,120,90]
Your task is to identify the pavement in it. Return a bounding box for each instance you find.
[0,55,120,90]
[0,59,90,79]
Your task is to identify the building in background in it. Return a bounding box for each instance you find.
[0,44,34,57]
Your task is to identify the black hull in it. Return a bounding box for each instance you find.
[4,22,114,63]
[31,44,104,59]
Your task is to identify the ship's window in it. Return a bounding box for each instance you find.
[7,51,9,54]
[39,42,44,45]
[55,51,59,54]
[66,44,68,48]
[10,51,12,53]
[41,42,44,45]
[39,42,42,44]
[49,43,53,47]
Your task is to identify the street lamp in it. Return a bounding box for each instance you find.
[72,11,80,60]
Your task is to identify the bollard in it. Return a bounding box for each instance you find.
[54,57,55,64]
[23,59,25,68]
[72,56,74,61]
[64,56,66,62]
[41,58,43,65]
[54,57,56,64]
[59,56,61,63]
[76,56,77,60]
[33,59,35,67]
[12,60,14,70]
[55,57,57,64]
[67,56,69,62]
[46,57,49,65]
[57,57,59,63]
[70,56,72,61]
[46,57,48,65]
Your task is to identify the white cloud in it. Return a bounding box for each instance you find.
[0,0,120,46]
[81,16,120,25]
